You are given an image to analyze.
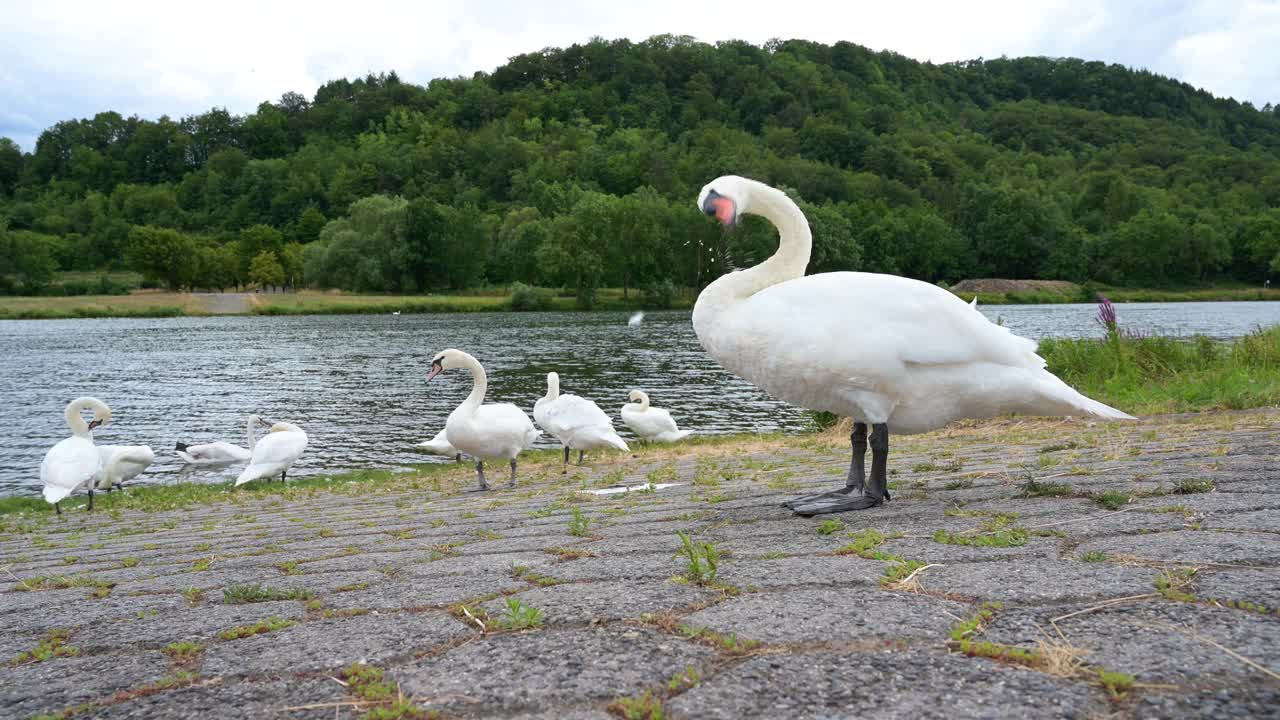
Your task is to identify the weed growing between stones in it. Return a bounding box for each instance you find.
[1173,478,1215,494]
[180,587,203,606]
[8,628,79,666]
[223,583,315,603]
[1020,479,1074,497]
[1081,551,1108,562]
[336,582,370,592]
[1092,490,1132,510]
[340,664,439,720]
[162,641,202,668]
[568,507,591,537]
[1096,668,1135,699]
[217,616,296,640]
[815,518,844,535]
[545,546,594,562]
[273,560,301,575]
[12,574,115,594]
[511,565,564,587]
[1155,568,1198,602]
[678,625,760,654]
[834,529,889,559]
[933,527,1029,547]
[608,690,664,720]
[944,477,975,490]
[119,556,140,568]
[495,597,544,630]
[674,531,719,584]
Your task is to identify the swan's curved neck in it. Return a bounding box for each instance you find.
[65,398,101,438]
[635,391,650,412]
[543,373,559,403]
[459,355,489,414]
[246,415,258,451]
[695,184,811,323]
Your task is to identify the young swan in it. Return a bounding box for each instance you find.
[42,397,112,514]
[426,349,540,490]
[620,390,692,443]
[234,417,308,486]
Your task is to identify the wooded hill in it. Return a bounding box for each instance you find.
[1,35,1279,302]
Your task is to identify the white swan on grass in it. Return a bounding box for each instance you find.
[234,417,308,486]
[94,445,155,492]
[175,415,258,464]
[416,428,463,462]
[694,175,1135,516]
[426,349,540,490]
[621,390,692,443]
[534,372,629,470]
[41,397,111,514]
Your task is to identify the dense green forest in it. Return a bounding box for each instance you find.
[2,35,1279,303]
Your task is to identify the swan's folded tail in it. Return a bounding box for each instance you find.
[1037,374,1136,421]
[654,429,693,443]
[43,485,74,504]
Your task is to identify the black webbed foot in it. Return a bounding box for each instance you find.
[791,493,884,516]
[781,486,856,509]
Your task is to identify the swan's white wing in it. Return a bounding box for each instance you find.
[95,445,156,487]
[448,403,538,459]
[235,431,307,485]
[183,441,251,463]
[542,394,612,436]
[41,436,99,503]
[622,406,680,439]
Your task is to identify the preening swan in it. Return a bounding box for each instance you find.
[416,428,463,462]
[621,390,692,443]
[534,372,629,469]
[94,445,155,492]
[41,397,111,514]
[234,417,308,486]
[175,415,257,464]
[694,175,1135,516]
[426,349,540,490]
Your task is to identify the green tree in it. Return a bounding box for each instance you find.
[126,226,197,290]
[249,250,286,291]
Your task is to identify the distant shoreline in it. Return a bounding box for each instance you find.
[1,286,1277,320]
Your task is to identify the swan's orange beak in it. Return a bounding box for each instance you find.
[425,362,443,382]
[702,191,736,227]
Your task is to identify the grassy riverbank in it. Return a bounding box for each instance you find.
[2,283,1277,320]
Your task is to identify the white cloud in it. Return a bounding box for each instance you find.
[1,0,1276,149]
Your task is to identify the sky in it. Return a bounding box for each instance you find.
[2,0,1278,150]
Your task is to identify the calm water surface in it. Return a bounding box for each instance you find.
[2,301,1277,496]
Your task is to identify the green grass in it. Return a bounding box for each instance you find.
[955,285,1280,306]
[932,527,1029,547]
[216,616,296,640]
[1093,490,1132,511]
[8,629,79,666]
[567,507,591,537]
[1019,479,1074,498]
[223,584,315,604]
[674,531,720,584]
[495,597,544,630]
[1039,326,1280,415]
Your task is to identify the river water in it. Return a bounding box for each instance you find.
[2,301,1277,496]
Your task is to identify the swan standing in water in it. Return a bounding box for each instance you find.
[41,397,111,514]
[426,349,540,490]
[175,415,258,464]
[534,372,629,470]
[694,175,1135,516]
[416,428,463,462]
[94,445,155,492]
[234,417,308,486]
[621,390,692,443]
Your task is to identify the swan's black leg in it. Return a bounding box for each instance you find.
[782,423,866,509]
[87,489,94,511]
[55,501,61,516]
[475,461,489,491]
[280,470,287,483]
[454,453,462,464]
[577,450,585,465]
[508,459,517,488]
[790,423,888,516]
[562,446,570,474]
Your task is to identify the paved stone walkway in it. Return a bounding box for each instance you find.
[1,411,1277,719]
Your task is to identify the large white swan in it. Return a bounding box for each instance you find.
[234,417,308,486]
[41,397,111,514]
[694,175,1135,516]
[426,349,540,490]
[175,415,258,464]
[534,372,629,469]
[621,390,692,443]
[415,428,462,462]
[94,445,155,492]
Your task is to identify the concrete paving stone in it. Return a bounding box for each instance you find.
[878,536,1055,563]
[325,573,526,611]
[481,579,714,623]
[1194,569,1280,612]
[666,647,1104,720]
[1078,529,1280,565]
[1203,508,1280,532]
[0,650,170,718]
[1131,492,1280,515]
[114,567,284,594]
[924,560,1158,603]
[713,555,883,590]
[1,590,189,634]
[399,625,715,714]
[544,551,686,582]
[74,600,306,650]
[682,586,968,644]
[1133,684,1280,719]
[982,600,1280,684]
[84,678,341,719]
[201,610,471,677]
